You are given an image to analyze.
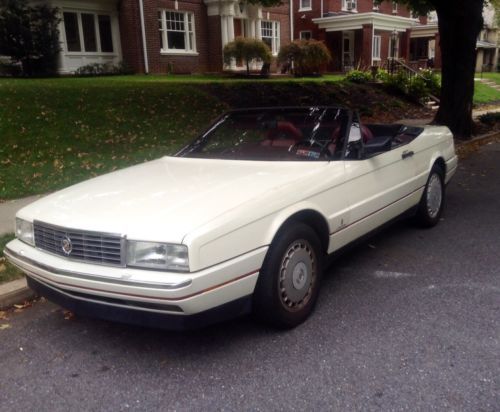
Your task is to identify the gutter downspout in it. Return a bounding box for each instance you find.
[320,0,323,18]
[138,0,149,74]
[290,0,293,41]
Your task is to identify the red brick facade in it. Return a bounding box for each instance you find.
[118,0,290,74]
[294,0,441,71]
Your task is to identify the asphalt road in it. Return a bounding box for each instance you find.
[1,142,499,412]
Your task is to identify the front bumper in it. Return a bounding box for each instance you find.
[4,239,266,329]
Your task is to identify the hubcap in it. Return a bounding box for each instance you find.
[278,240,316,311]
[426,173,443,219]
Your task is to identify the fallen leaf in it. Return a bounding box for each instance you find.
[63,310,75,320]
[13,301,31,310]
[0,324,11,330]
[0,311,8,320]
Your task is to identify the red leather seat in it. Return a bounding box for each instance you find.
[262,121,303,147]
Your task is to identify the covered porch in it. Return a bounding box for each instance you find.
[313,12,416,72]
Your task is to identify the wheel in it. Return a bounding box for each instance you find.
[415,164,445,227]
[253,222,324,328]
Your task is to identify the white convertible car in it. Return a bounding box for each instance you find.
[5,107,457,329]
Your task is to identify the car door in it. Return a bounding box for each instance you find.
[332,115,419,248]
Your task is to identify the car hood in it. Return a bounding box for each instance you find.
[18,156,330,243]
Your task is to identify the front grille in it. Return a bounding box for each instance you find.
[34,221,124,266]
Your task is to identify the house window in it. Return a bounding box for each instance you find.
[372,35,381,60]
[62,11,114,53]
[392,1,398,13]
[342,0,357,11]
[372,1,379,11]
[299,0,312,11]
[261,21,280,55]
[300,31,312,40]
[158,10,196,53]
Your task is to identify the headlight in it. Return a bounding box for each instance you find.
[126,241,189,272]
[15,218,35,246]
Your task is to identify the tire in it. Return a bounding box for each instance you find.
[253,222,324,329]
[415,164,445,227]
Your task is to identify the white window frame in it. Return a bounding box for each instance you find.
[389,36,399,58]
[261,20,280,56]
[299,0,312,11]
[61,10,116,55]
[299,30,312,40]
[392,1,398,14]
[372,1,379,11]
[342,0,357,12]
[158,10,197,55]
[372,35,381,60]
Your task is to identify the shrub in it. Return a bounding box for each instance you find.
[278,39,331,77]
[418,68,441,96]
[478,112,500,126]
[0,0,60,76]
[345,69,371,83]
[75,61,134,76]
[223,37,271,76]
[384,70,410,95]
[407,76,429,101]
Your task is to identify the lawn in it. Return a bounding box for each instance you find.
[478,72,500,85]
[0,234,23,284]
[0,73,496,200]
[0,74,404,200]
[0,77,229,199]
[474,80,500,104]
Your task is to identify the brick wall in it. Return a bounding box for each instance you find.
[119,0,291,74]
[119,0,144,73]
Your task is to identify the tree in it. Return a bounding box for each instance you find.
[384,0,485,139]
[0,0,60,76]
[223,37,272,76]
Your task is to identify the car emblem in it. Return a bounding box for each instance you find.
[61,236,73,255]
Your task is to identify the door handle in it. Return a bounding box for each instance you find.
[402,150,414,159]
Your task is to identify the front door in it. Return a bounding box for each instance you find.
[342,31,355,71]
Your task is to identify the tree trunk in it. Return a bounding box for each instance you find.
[433,1,484,139]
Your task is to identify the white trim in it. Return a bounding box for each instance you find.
[261,20,280,56]
[160,52,199,56]
[299,30,312,40]
[138,0,149,73]
[158,10,197,54]
[372,34,381,61]
[313,12,415,32]
[410,23,439,38]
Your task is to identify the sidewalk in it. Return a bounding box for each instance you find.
[0,195,43,236]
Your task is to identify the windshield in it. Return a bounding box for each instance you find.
[177,107,350,161]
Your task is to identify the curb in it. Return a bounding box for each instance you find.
[0,277,36,310]
[0,130,498,310]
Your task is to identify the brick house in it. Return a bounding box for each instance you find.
[44,0,290,74]
[293,0,442,71]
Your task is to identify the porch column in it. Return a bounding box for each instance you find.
[221,15,228,46]
[434,33,442,69]
[400,29,411,62]
[256,19,262,39]
[361,24,373,68]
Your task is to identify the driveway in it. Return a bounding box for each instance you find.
[0,141,499,411]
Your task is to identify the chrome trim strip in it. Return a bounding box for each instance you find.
[28,275,185,315]
[4,246,192,290]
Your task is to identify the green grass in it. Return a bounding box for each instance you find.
[0,77,229,199]
[0,73,496,200]
[477,72,500,85]
[474,80,500,104]
[0,74,341,200]
[0,234,23,284]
